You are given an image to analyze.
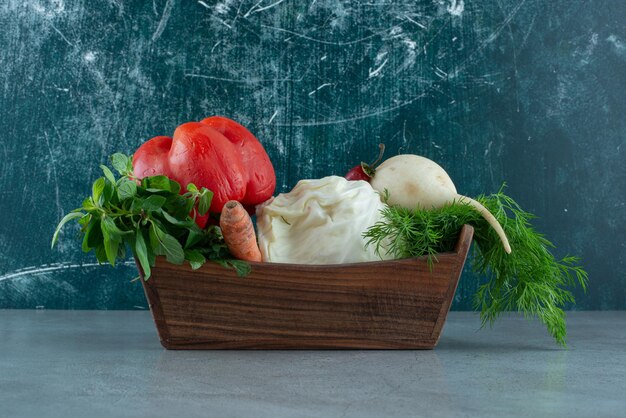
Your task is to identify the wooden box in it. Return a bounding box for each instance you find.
[140,225,474,349]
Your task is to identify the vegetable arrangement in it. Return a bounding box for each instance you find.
[51,153,252,278]
[349,146,586,345]
[53,116,587,346]
[133,116,275,226]
[369,154,511,254]
[52,117,271,278]
[364,189,587,345]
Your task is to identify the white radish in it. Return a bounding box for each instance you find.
[369,154,512,254]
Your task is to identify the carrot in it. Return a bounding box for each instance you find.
[219,200,262,262]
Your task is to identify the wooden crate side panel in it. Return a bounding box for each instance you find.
[142,225,474,349]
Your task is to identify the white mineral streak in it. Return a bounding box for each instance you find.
[447,0,464,17]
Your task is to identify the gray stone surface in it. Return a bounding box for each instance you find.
[1,310,624,418]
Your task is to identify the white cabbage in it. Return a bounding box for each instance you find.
[256,176,393,264]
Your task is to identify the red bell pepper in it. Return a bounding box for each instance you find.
[132,117,275,227]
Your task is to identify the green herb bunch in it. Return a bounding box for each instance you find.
[52,153,250,279]
[364,187,588,346]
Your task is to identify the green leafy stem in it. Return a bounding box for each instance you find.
[363,186,588,347]
[52,153,250,279]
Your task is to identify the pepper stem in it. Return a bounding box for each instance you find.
[360,143,386,178]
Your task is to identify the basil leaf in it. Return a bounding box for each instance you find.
[117,244,126,259]
[100,165,116,185]
[147,245,156,267]
[165,194,190,218]
[101,216,126,240]
[92,177,106,206]
[169,180,181,195]
[101,221,120,266]
[81,234,90,253]
[111,153,131,175]
[214,259,251,277]
[103,180,115,204]
[184,199,195,216]
[149,223,184,264]
[159,210,195,228]
[95,244,108,264]
[186,183,198,193]
[184,229,204,249]
[81,219,97,252]
[143,175,171,192]
[198,189,213,216]
[51,212,84,248]
[229,260,252,277]
[142,195,167,211]
[184,249,206,270]
[82,197,98,213]
[78,213,91,228]
[117,178,137,201]
[87,218,103,248]
[134,229,151,279]
[130,197,143,213]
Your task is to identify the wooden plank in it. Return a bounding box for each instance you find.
[141,225,474,349]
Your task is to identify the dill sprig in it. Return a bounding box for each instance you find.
[363,187,588,346]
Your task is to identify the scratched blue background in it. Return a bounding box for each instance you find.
[0,0,624,309]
